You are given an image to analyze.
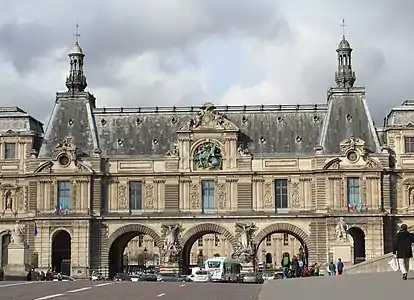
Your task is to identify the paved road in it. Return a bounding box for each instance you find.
[2,272,413,300]
[0,280,262,300]
[258,271,413,300]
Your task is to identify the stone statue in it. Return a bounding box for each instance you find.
[163,224,180,251]
[409,188,414,206]
[237,144,250,156]
[194,142,222,170]
[10,220,24,245]
[335,217,349,241]
[233,222,258,264]
[162,224,182,264]
[5,191,12,210]
[166,144,179,157]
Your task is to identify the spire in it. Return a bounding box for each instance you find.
[66,23,87,92]
[335,19,356,89]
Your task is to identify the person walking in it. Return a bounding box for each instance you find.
[393,224,414,280]
[337,258,344,275]
[328,261,336,276]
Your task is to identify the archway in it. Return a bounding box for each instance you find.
[254,223,311,271]
[1,232,10,267]
[51,230,71,274]
[180,223,238,275]
[349,227,366,264]
[107,224,163,277]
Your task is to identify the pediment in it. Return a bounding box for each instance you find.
[34,137,94,174]
[177,103,239,132]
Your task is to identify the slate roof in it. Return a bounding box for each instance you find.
[384,100,414,127]
[0,107,43,135]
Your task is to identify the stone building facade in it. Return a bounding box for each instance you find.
[0,35,413,278]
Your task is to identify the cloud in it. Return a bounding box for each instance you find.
[0,0,413,124]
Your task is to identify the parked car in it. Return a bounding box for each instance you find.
[114,273,131,281]
[53,274,74,281]
[241,273,264,284]
[138,273,157,282]
[190,270,211,283]
[90,272,104,281]
[157,273,190,282]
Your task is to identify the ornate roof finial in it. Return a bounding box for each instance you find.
[340,18,347,39]
[74,22,81,44]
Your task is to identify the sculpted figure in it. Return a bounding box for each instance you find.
[335,217,349,241]
[236,222,257,251]
[163,224,180,251]
[5,191,12,210]
[11,220,24,245]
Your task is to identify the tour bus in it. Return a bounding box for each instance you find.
[204,257,242,282]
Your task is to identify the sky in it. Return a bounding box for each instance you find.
[0,0,413,125]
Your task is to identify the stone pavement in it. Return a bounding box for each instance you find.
[258,271,412,300]
[1,272,412,300]
[0,280,261,300]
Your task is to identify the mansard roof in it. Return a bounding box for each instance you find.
[0,107,44,136]
[384,100,414,128]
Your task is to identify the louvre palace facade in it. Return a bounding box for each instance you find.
[0,34,413,278]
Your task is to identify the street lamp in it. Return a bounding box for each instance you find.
[143,247,148,270]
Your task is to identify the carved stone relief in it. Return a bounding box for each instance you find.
[190,183,200,209]
[145,184,155,209]
[71,180,77,210]
[263,182,273,208]
[217,183,227,209]
[291,182,300,208]
[1,184,24,212]
[193,142,222,170]
[166,143,179,157]
[118,185,127,210]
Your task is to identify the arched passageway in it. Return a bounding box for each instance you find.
[107,224,163,278]
[180,223,238,275]
[254,223,311,271]
[51,230,71,274]
[349,227,366,264]
[1,233,10,267]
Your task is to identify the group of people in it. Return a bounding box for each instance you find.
[327,259,344,276]
[280,253,320,278]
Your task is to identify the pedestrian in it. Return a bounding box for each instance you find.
[393,224,414,280]
[281,253,291,278]
[328,261,336,276]
[337,258,344,275]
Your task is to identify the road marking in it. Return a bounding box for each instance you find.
[157,293,166,297]
[180,284,186,287]
[67,287,92,293]
[95,282,113,287]
[33,294,64,300]
[0,282,39,288]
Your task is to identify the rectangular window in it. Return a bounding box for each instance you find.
[283,233,289,246]
[201,180,215,212]
[4,143,16,159]
[266,235,272,246]
[57,181,71,213]
[198,238,203,247]
[275,179,288,209]
[347,177,361,212]
[404,137,414,153]
[214,234,220,247]
[138,235,143,247]
[129,181,142,211]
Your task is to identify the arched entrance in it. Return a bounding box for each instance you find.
[349,227,366,264]
[254,223,312,270]
[51,230,71,274]
[180,223,238,275]
[1,232,11,267]
[107,224,163,278]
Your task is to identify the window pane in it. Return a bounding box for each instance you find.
[201,180,215,211]
[275,179,288,209]
[4,143,16,159]
[129,181,142,210]
[347,177,361,211]
[57,181,71,213]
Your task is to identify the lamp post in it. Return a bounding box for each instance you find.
[143,247,148,271]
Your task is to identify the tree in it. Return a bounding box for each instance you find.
[129,252,155,265]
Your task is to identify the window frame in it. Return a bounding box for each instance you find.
[4,143,16,159]
[346,177,361,212]
[129,181,143,211]
[201,180,215,213]
[56,181,71,214]
[274,179,289,209]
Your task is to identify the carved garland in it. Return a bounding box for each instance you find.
[291,182,300,208]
